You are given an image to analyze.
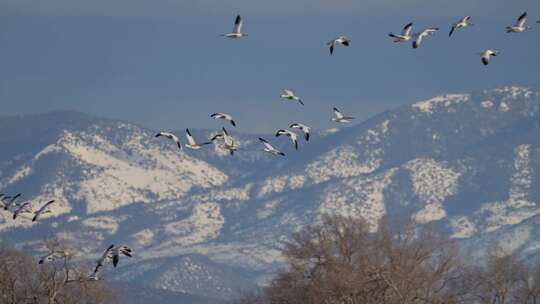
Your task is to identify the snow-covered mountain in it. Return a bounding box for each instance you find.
[1,86,540,302]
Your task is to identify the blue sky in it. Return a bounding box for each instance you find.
[0,0,539,133]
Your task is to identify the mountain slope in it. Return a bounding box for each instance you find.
[1,86,540,301]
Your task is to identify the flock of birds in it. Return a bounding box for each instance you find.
[1,10,538,284]
[1,192,133,281]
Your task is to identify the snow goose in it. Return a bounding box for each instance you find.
[220,128,239,155]
[389,22,413,42]
[449,16,473,37]
[259,137,285,156]
[222,15,247,38]
[327,36,350,55]
[3,193,21,210]
[12,202,32,220]
[155,131,182,150]
[412,28,439,49]
[280,90,304,106]
[289,123,310,141]
[507,12,530,33]
[111,245,133,268]
[211,112,236,127]
[32,200,55,222]
[276,129,298,150]
[480,49,499,65]
[332,107,354,123]
[185,129,212,150]
[93,244,114,275]
[38,250,65,264]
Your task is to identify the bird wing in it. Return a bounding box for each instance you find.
[259,138,274,151]
[233,15,243,33]
[402,22,413,36]
[449,25,456,37]
[185,129,197,145]
[334,107,344,119]
[516,12,527,27]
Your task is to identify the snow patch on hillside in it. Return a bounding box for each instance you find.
[475,145,539,233]
[405,159,460,224]
[165,202,224,246]
[412,94,470,114]
[307,145,382,184]
[319,168,397,230]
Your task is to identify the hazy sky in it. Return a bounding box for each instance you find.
[0,0,539,133]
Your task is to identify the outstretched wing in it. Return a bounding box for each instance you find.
[402,22,413,36]
[516,12,527,27]
[185,129,196,145]
[233,15,243,33]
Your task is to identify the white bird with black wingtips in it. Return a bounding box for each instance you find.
[220,128,239,155]
[412,27,439,49]
[155,131,182,150]
[93,244,114,276]
[110,245,132,268]
[332,107,354,123]
[506,12,530,33]
[480,49,499,66]
[259,138,285,156]
[211,112,236,127]
[222,15,247,38]
[280,90,304,106]
[289,123,310,141]
[3,193,21,210]
[12,202,32,220]
[32,200,55,222]
[388,22,413,43]
[38,250,65,264]
[185,129,212,150]
[449,16,473,37]
[276,129,299,150]
[327,36,350,55]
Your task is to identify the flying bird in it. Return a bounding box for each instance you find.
[259,138,285,156]
[155,131,182,150]
[211,112,236,127]
[388,22,413,42]
[111,245,133,268]
[412,28,439,49]
[480,49,499,66]
[12,202,32,220]
[3,193,21,210]
[32,200,55,222]
[219,128,239,155]
[332,107,354,123]
[38,250,65,264]
[327,36,350,55]
[289,123,310,141]
[449,16,473,37]
[93,244,115,276]
[506,12,530,33]
[185,129,212,150]
[276,129,299,150]
[222,15,247,38]
[280,90,304,106]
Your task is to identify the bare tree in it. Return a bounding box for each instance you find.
[0,241,117,304]
[258,214,466,304]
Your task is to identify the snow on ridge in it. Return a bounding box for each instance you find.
[58,129,227,213]
[412,94,470,114]
[475,145,539,233]
[405,158,461,224]
[164,202,225,246]
[319,168,397,231]
[307,145,383,184]
[257,175,306,198]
